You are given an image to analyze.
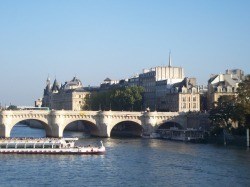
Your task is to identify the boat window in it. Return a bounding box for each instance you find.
[7,144,16,148]
[26,144,34,149]
[0,144,7,148]
[44,145,52,149]
[35,144,43,148]
[17,144,25,149]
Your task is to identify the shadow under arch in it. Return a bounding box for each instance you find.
[10,119,52,138]
[111,121,143,138]
[158,121,183,130]
[63,120,99,138]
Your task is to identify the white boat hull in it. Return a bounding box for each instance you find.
[0,147,106,155]
[0,138,106,155]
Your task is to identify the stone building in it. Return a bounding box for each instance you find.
[34,98,42,107]
[41,77,89,111]
[128,74,140,87]
[156,77,200,112]
[139,53,185,109]
[207,69,244,109]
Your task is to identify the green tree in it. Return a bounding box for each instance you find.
[110,86,144,111]
[83,91,112,111]
[237,74,250,127]
[209,95,244,129]
[83,86,144,111]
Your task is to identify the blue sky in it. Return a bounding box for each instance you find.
[0,0,249,106]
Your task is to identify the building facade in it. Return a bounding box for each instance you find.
[156,78,200,112]
[207,69,244,109]
[40,77,89,111]
[139,53,185,110]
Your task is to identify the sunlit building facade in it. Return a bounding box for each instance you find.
[41,77,89,111]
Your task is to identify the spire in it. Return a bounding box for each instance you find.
[52,79,60,93]
[44,76,51,96]
[46,75,50,86]
[168,50,172,67]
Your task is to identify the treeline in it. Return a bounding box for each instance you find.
[209,75,250,134]
[83,86,144,111]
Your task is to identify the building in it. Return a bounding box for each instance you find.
[99,78,120,91]
[34,98,42,107]
[128,74,140,87]
[40,77,89,111]
[139,52,185,110]
[156,77,200,112]
[198,85,208,112]
[207,69,244,109]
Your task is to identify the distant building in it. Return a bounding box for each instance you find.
[128,74,140,87]
[156,77,200,112]
[99,78,120,91]
[207,69,244,109]
[41,77,89,111]
[225,69,244,80]
[139,52,185,110]
[34,98,42,107]
[198,85,208,112]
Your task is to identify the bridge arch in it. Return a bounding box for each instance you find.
[61,119,100,138]
[110,120,143,138]
[157,121,183,130]
[8,118,52,137]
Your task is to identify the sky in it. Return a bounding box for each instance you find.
[0,0,249,106]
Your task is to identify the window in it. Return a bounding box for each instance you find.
[193,103,196,108]
[183,103,186,109]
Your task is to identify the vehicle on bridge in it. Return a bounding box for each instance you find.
[0,138,105,155]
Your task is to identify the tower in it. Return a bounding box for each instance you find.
[168,51,172,67]
[46,76,50,86]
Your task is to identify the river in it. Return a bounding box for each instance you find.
[0,124,250,186]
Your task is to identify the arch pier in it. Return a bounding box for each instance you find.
[0,110,208,138]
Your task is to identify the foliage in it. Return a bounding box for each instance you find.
[209,126,224,136]
[110,86,144,111]
[209,74,250,130]
[209,95,244,129]
[237,75,250,114]
[83,91,111,111]
[83,86,144,111]
[237,74,250,128]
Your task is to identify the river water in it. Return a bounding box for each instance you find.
[0,124,250,186]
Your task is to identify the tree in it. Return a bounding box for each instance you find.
[110,86,144,111]
[209,95,244,129]
[237,74,250,128]
[83,91,112,111]
[83,86,144,111]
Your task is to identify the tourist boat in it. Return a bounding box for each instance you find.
[156,128,205,142]
[0,138,105,154]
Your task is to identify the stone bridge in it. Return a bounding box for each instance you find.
[0,110,209,138]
